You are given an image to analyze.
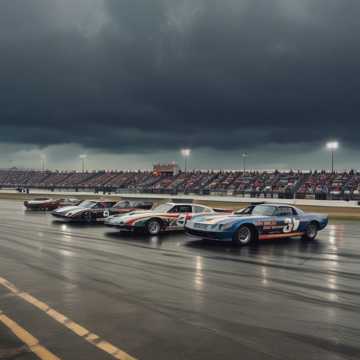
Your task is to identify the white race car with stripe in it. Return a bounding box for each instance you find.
[104,202,217,235]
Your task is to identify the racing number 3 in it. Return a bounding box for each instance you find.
[282,218,300,233]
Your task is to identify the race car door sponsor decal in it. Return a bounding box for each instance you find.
[256,220,279,233]
[166,215,182,229]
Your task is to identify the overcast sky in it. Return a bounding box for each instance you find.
[0,0,359,171]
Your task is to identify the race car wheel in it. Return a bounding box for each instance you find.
[146,219,161,235]
[303,222,318,241]
[234,225,253,245]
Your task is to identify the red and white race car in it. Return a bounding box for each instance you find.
[104,202,225,235]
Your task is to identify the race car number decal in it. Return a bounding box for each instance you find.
[283,218,300,233]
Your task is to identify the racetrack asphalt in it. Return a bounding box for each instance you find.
[0,199,359,360]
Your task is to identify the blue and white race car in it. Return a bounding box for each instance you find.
[185,203,328,245]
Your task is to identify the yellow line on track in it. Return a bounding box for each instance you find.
[0,276,137,360]
[0,311,61,360]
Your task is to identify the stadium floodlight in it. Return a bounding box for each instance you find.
[326,141,339,150]
[242,152,248,173]
[181,148,191,157]
[326,141,339,173]
[40,154,46,171]
[181,148,191,172]
[80,154,87,172]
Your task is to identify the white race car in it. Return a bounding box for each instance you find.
[104,202,219,235]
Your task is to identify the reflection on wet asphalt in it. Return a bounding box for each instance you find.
[0,200,360,360]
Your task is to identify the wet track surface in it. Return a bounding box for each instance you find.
[0,200,360,360]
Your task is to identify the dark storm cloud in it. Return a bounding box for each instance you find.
[0,0,360,153]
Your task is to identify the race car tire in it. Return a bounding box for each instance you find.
[146,219,162,235]
[233,225,254,246]
[302,221,318,241]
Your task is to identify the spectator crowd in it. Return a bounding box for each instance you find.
[0,168,360,200]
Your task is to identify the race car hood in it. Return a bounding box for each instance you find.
[117,210,149,216]
[187,214,272,228]
[27,199,53,204]
[106,211,167,225]
[53,205,84,215]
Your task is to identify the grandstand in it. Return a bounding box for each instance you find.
[1,168,360,200]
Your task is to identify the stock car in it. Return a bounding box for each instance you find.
[24,197,81,211]
[104,202,217,235]
[52,199,117,223]
[185,203,328,245]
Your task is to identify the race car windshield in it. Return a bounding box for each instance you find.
[234,206,253,215]
[152,203,173,213]
[252,205,276,216]
[78,200,96,209]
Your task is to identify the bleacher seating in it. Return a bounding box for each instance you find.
[1,168,360,200]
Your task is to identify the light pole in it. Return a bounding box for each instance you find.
[40,154,46,172]
[326,141,338,173]
[242,152,248,173]
[80,154,87,172]
[181,149,191,172]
